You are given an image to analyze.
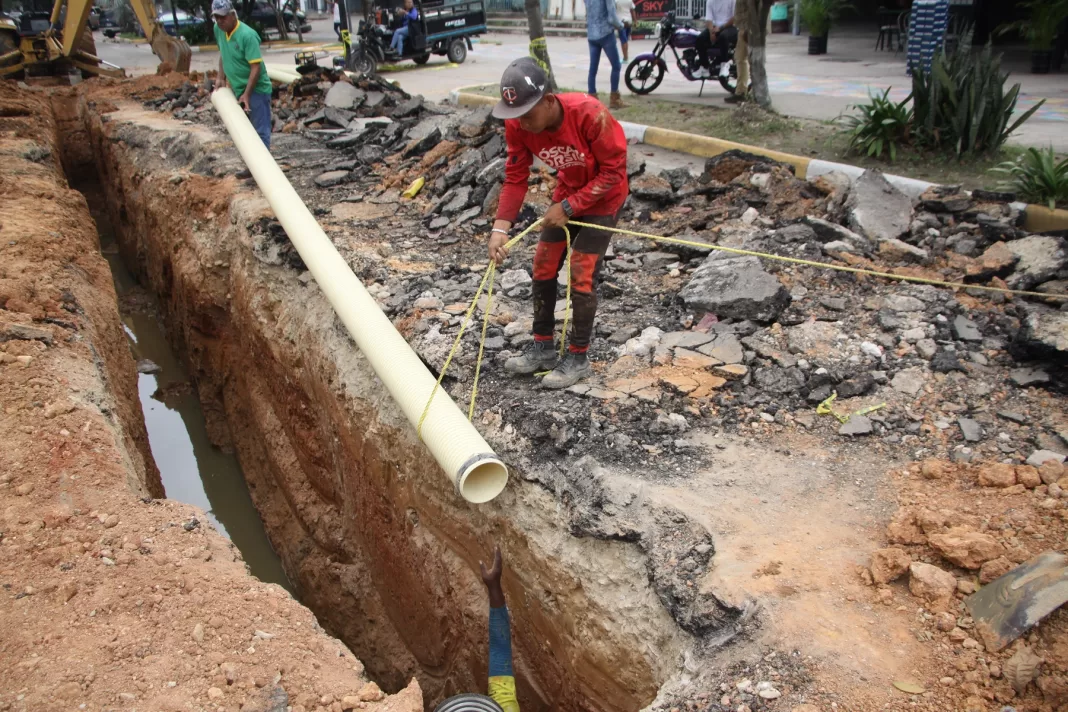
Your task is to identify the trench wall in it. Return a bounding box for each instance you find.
[77,95,692,711]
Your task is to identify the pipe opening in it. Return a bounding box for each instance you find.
[458,458,509,504]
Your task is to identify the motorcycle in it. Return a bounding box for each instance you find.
[625,11,740,96]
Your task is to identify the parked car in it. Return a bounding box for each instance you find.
[158,10,201,36]
[247,1,311,34]
[87,7,102,30]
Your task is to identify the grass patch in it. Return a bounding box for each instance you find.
[464,83,1036,191]
[119,32,142,40]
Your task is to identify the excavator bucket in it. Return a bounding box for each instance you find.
[150,31,192,74]
[965,551,1068,652]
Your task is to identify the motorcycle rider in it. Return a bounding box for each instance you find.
[693,0,736,79]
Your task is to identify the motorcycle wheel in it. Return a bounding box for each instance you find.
[353,50,377,75]
[625,58,664,95]
[413,52,431,65]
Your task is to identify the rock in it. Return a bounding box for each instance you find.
[630,174,675,203]
[1026,450,1066,467]
[413,296,443,310]
[879,238,928,263]
[883,294,926,312]
[1016,306,1068,360]
[837,373,875,398]
[1015,465,1042,488]
[921,186,973,213]
[870,547,911,584]
[1039,461,1065,485]
[978,463,1017,487]
[242,685,288,712]
[979,556,1015,585]
[887,509,926,545]
[499,269,531,292]
[930,350,966,373]
[0,323,53,344]
[698,333,744,364]
[207,687,224,700]
[622,327,663,358]
[777,223,817,243]
[643,251,680,269]
[391,95,425,118]
[846,170,913,243]
[958,418,983,442]
[820,296,847,311]
[891,368,926,396]
[861,341,884,359]
[192,622,204,643]
[1005,235,1068,290]
[323,105,355,127]
[15,482,34,496]
[802,216,871,252]
[660,331,714,350]
[754,367,806,394]
[756,682,781,700]
[674,348,718,369]
[136,359,161,374]
[965,241,1018,281]
[935,611,957,631]
[626,153,646,178]
[915,338,938,359]
[922,460,952,480]
[324,81,366,110]
[952,316,982,342]
[403,127,441,157]
[440,186,472,216]
[839,415,873,436]
[680,255,790,322]
[909,562,957,604]
[928,527,1005,569]
[457,105,492,137]
[314,170,350,188]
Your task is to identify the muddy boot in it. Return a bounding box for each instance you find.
[504,339,558,375]
[609,92,626,110]
[541,352,592,389]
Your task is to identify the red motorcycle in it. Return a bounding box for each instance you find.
[625,11,740,96]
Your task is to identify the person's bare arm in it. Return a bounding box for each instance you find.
[217,56,227,88]
[480,546,506,608]
[240,61,262,111]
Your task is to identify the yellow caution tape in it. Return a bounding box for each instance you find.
[817,391,886,424]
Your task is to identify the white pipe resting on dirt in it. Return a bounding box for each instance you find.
[210,87,508,503]
[266,66,300,84]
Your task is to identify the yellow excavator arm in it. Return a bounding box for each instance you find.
[60,0,191,73]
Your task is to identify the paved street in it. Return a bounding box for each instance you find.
[94,19,1068,150]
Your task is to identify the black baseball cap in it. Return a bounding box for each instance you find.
[492,57,549,120]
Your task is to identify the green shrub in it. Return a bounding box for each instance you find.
[799,0,852,37]
[842,88,913,161]
[911,36,1044,157]
[996,0,1068,51]
[179,21,214,46]
[993,147,1068,210]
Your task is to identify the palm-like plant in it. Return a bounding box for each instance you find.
[996,0,1068,51]
[993,147,1068,210]
[842,89,913,161]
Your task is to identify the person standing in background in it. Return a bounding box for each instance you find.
[213,0,273,149]
[332,0,341,40]
[584,0,626,109]
[615,0,636,61]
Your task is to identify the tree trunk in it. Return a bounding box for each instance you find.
[284,0,303,41]
[734,0,751,98]
[274,0,289,40]
[525,0,558,91]
[745,0,773,109]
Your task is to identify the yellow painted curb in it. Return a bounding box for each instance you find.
[642,126,811,177]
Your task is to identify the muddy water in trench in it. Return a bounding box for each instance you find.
[84,186,293,592]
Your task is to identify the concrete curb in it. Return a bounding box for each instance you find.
[448,89,1068,233]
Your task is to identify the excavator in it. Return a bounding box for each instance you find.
[0,0,191,79]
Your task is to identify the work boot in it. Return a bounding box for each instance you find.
[541,352,592,390]
[504,339,558,375]
[609,92,626,110]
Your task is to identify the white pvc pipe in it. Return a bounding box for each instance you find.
[266,65,300,84]
[210,87,508,504]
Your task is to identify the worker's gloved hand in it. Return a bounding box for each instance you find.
[542,202,569,229]
[488,231,509,266]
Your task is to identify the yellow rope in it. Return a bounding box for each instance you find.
[415,214,1066,442]
[568,220,1067,301]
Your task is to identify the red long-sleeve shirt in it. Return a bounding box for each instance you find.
[496,93,629,223]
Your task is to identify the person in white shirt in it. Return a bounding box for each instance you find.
[332,0,341,40]
[615,0,636,60]
[694,0,736,79]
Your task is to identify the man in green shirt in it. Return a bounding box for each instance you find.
[212,0,273,148]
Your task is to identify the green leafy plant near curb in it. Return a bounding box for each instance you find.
[993,147,1068,210]
[996,0,1068,51]
[843,35,1044,162]
[179,22,214,46]
[842,88,912,161]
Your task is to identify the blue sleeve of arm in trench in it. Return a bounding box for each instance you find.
[488,605,513,677]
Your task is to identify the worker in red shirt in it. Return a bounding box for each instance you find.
[487,57,629,389]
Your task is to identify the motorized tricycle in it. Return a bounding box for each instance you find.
[624,11,740,96]
[348,0,486,74]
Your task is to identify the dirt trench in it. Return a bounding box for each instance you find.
[54,88,714,711]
